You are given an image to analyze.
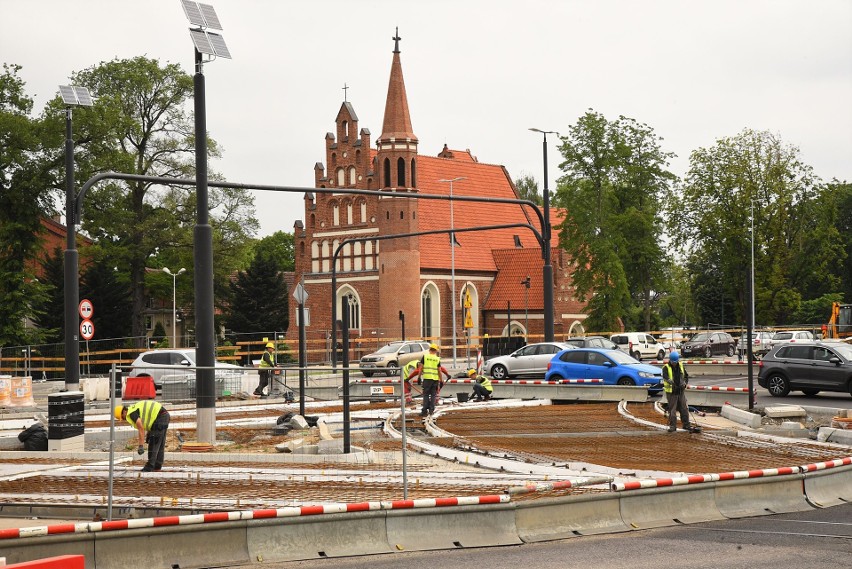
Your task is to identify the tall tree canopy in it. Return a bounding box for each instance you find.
[668,129,836,326]
[224,252,289,340]
[51,56,258,345]
[553,110,675,331]
[513,172,543,206]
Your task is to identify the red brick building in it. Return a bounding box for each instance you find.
[291,35,588,351]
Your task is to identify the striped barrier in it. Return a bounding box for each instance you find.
[611,466,802,492]
[506,476,611,496]
[687,385,750,392]
[801,458,852,507]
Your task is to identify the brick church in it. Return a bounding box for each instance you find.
[290,33,587,352]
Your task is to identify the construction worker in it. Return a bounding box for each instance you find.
[408,343,451,419]
[114,401,171,472]
[467,368,493,401]
[661,351,700,433]
[255,342,275,396]
[401,359,418,404]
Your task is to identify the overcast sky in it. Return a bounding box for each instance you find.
[3,0,851,237]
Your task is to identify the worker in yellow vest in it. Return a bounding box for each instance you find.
[407,343,451,419]
[114,400,171,472]
[255,342,276,396]
[467,368,493,401]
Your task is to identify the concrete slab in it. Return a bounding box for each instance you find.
[721,404,762,429]
[765,405,806,419]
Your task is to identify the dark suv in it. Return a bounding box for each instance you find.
[758,341,852,397]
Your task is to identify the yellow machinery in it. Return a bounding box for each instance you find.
[825,302,852,340]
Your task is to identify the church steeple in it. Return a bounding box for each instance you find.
[377,28,418,190]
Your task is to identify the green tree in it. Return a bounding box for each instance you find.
[224,253,289,340]
[52,56,258,345]
[513,172,542,206]
[80,255,132,341]
[33,247,65,343]
[553,110,674,331]
[669,129,822,326]
[0,64,53,346]
[254,231,295,272]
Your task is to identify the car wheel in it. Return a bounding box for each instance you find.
[801,389,820,396]
[657,350,666,360]
[491,364,508,380]
[726,345,735,357]
[362,371,373,378]
[704,347,712,359]
[386,362,399,376]
[617,377,636,386]
[548,374,564,381]
[632,351,642,361]
[766,373,790,397]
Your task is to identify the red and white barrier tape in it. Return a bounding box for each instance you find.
[0,494,509,540]
[612,456,852,491]
[687,385,750,392]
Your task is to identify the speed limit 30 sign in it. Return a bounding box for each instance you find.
[80,319,95,341]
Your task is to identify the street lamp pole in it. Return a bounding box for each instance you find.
[521,276,531,340]
[438,177,466,369]
[162,267,186,348]
[529,128,557,342]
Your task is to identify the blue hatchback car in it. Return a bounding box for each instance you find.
[545,348,663,388]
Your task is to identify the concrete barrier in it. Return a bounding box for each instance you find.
[514,493,630,541]
[684,387,750,407]
[385,504,520,551]
[802,462,852,507]
[247,511,392,561]
[714,475,812,518]
[0,535,93,568]
[619,484,724,529]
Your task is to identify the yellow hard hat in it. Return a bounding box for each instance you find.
[265,342,274,349]
[113,405,124,420]
[429,343,439,351]
[467,369,477,377]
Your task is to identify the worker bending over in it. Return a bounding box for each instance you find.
[115,400,171,471]
[467,368,493,401]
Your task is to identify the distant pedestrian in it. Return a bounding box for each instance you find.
[115,401,170,471]
[408,343,451,419]
[661,351,700,433]
[255,342,275,396]
[467,368,493,401]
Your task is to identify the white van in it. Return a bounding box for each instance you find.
[609,332,668,361]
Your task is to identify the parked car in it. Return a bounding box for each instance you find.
[129,348,243,388]
[544,348,663,388]
[758,341,852,397]
[736,331,774,359]
[680,332,736,359]
[359,340,431,377]
[565,336,618,350]
[609,332,668,361]
[483,342,574,379]
[764,330,815,353]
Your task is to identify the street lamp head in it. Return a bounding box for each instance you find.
[162,267,173,276]
[438,177,466,183]
[177,268,187,276]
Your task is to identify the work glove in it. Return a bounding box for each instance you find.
[137,445,145,455]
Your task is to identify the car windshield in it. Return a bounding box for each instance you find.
[832,344,852,359]
[374,343,403,354]
[773,332,792,340]
[606,350,640,364]
[689,333,711,342]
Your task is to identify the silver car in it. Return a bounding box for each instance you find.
[129,348,242,387]
[483,342,574,379]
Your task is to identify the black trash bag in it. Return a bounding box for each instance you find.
[18,424,48,451]
[304,415,319,428]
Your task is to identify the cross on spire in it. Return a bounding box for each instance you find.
[342,82,349,102]
[392,27,401,53]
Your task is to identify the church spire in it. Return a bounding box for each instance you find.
[379,27,418,144]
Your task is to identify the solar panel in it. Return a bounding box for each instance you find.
[59,85,77,106]
[189,29,215,55]
[198,2,222,30]
[206,31,231,58]
[73,86,93,107]
[59,85,93,107]
[181,0,205,27]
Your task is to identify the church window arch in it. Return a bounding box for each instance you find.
[342,120,349,139]
[336,286,361,331]
[383,158,391,187]
[421,282,440,339]
[336,168,345,187]
[410,158,416,187]
[348,166,356,186]
[331,200,340,226]
[311,241,320,272]
[397,157,406,187]
[321,240,330,272]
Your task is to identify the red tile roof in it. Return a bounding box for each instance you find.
[484,247,561,310]
[416,155,540,271]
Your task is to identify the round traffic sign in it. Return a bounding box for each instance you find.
[80,319,95,340]
[79,299,94,319]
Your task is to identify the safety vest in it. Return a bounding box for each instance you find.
[259,350,274,368]
[402,360,418,380]
[126,400,163,431]
[476,375,493,392]
[661,362,686,394]
[421,353,441,381]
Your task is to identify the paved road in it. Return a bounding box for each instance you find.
[689,374,852,410]
[222,503,852,568]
